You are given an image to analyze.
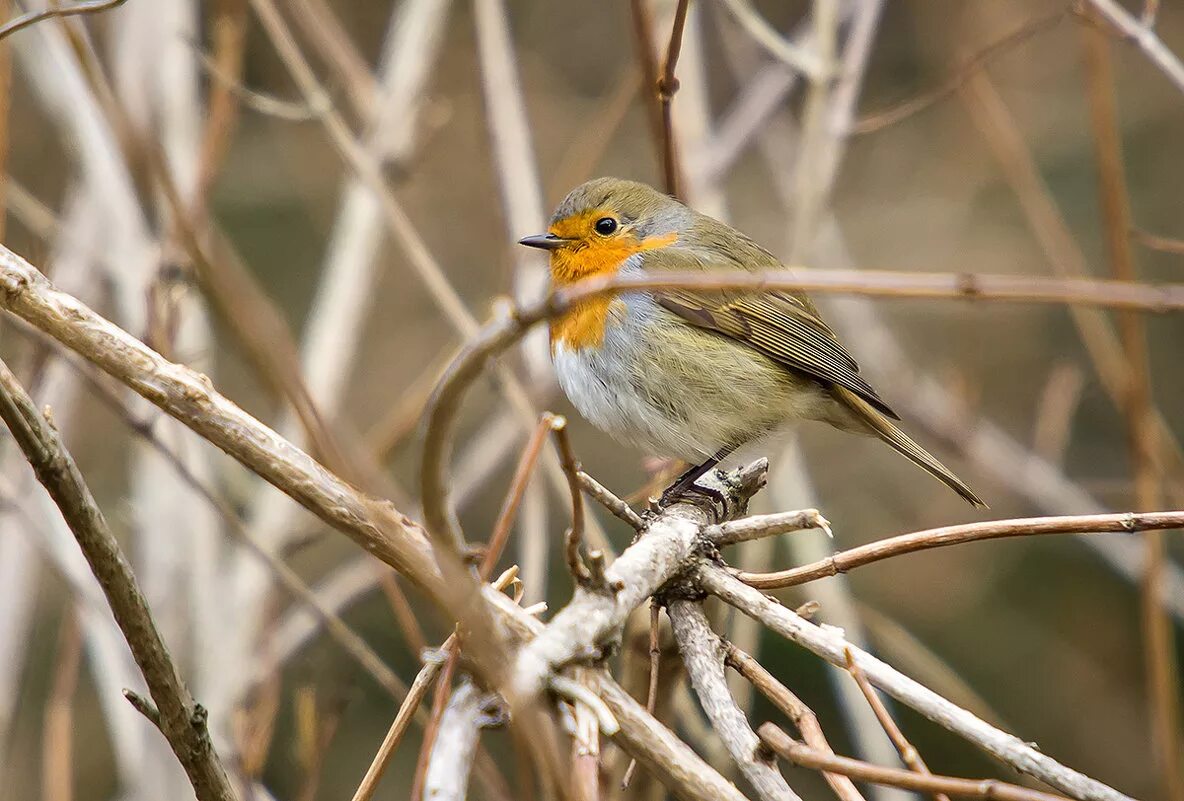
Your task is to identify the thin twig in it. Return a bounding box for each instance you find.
[725,642,866,801]
[349,637,452,801]
[759,725,1071,801]
[737,511,1184,588]
[0,359,237,801]
[550,414,591,585]
[655,0,690,198]
[577,471,645,532]
[480,414,555,579]
[621,600,663,788]
[0,0,128,42]
[844,649,950,801]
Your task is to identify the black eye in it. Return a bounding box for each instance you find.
[594,217,618,235]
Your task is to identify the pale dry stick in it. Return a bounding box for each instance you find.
[786,0,840,263]
[1080,21,1181,801]
[668,600,801,801]
[0,0,127,41]
[0,358,237,801]
[486,588,752,801]
[550,415,593,586]
[758,725,1072,801]
[738,511,1184,589]
[423,681,501,801]
[724,643,866,801]
[700,566,1136,801]
[716,0,824,78]
[1141,0,1160,27]
[844,649,950,801]
[578,471,646,532]
[1085,0,1184,94]
[708,509,830,546]
[247,0,611,555]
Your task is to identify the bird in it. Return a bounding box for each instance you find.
[518,177,984,507]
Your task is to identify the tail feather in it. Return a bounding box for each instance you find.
[833,386,986,507]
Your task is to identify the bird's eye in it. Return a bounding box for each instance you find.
[594,217,618,235]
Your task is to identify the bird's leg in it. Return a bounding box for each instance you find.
[658,446,735,509]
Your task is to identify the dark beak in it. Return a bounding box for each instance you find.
[518,233,567,251]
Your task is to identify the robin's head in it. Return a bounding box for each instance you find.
[519,177,689,284]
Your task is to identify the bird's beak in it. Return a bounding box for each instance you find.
[518,233,567,251]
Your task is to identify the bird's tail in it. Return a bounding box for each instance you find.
[833,386,986,507]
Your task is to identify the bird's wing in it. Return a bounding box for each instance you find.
[645,245,900,420]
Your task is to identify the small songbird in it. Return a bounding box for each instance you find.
[519,177,984,506]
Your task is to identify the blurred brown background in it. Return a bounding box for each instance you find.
[1,1,1182,799]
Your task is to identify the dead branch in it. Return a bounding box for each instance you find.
[0,359,236,801]
[423,680,500,801]
[844,649,950,801]
[737,511,1184,589]
[724,643,865,801]
[549,414,592,586]
[708,508,830,547]
[667,600,799,801]
[759,724,1071,801]
[1085,0,1184,93]
[699,566,1135,801]
[578,471,646,532]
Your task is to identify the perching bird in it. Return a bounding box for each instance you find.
[519,177,984,507]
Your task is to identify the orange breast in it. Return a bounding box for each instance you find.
[550,298,624,352]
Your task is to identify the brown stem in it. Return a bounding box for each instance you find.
[480,413,555,579]
[739,511,1184,589]
[844,649,949,801]
[725,643,865,801]
[759,724,1071,801]
[550,415,591,585]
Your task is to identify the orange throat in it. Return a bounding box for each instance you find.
[546,221,676,353]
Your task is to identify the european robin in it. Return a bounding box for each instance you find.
[519,177,984,507]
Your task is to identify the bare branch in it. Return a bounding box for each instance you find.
[707,508,830,547]
[349,647,444,801]
[844,649,950,801]
[0,359,236,801]
[0,0,128,42]
[1085,0,1184,94]
[578,471,646,532]
[737,511,1184,589]
[668,600,800,801]
[700,566,1135,801]
[725,643,865,801]
[550,415,592,586]
[759,724,1072,801]
[423,681,500,801]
